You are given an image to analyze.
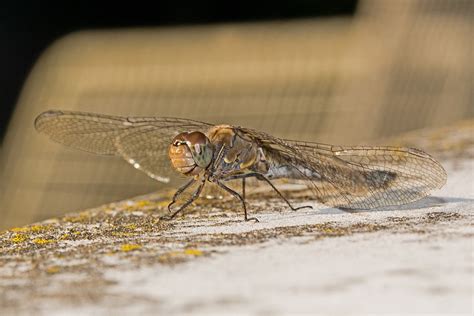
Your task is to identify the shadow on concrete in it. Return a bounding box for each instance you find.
[335,196,474,214]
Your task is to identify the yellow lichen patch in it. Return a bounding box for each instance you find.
[184,249,204,256]
[30,225,47,232]
[46,266,60,274]
[120,244,142,252]
[135,200,151,208]
[321,226,340,234]
[10,234,27,243]
[59,234,70,240]
[10,227,30,233]
[10,224,50,233]
[33,238,55,245]
[8,224,51,235]
[124,224,137,230]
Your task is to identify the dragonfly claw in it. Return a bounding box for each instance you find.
[245,217,260,222]
[291,204,313,211]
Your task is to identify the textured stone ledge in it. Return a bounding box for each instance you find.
[1,122,473,315]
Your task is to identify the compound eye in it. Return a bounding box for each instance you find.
[172,132,189,146]
[186,132,207,144]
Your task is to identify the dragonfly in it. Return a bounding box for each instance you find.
[35,110,447,221]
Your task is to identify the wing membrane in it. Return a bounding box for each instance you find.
[287,141,447,208]
[114,125,181,183]
[35,110,212,183]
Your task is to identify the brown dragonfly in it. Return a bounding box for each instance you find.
[35,110,447,221]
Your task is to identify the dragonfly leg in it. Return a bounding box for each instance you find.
[162,179,205,220]
[216,181,259,222]
[242,177,246,201]
[225,172,313,212]
[167,178,196,213]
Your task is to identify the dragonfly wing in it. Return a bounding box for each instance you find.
[285,140,447,209]
[35,110,213,183]
[112,125,185,183]
[35,110,132,155]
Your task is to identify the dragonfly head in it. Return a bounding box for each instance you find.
[168,131,213,176]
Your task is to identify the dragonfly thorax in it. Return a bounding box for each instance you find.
[168,131,213,176]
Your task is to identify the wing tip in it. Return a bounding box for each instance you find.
[407,147,448,189]
[34,110,64,131]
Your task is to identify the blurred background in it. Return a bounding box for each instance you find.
[0,0,472,230]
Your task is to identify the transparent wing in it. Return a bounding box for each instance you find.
[35,110,213,183]
[287,141,447,208]
[236,127,447,209]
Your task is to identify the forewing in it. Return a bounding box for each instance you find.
[235,126,446,209]
[35,110,131,155]
[35,110,212,183]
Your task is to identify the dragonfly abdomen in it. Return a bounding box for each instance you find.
[264,164,321,180]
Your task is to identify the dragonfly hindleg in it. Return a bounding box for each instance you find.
[216,181,259,222]
[226,172,313,212]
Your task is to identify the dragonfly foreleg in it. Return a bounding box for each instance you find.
[167,178,196,213]
[225,173,313,212]
[162,179,205,220]
[216,181,259,222]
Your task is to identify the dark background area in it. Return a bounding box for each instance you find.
[0,0,357,143]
